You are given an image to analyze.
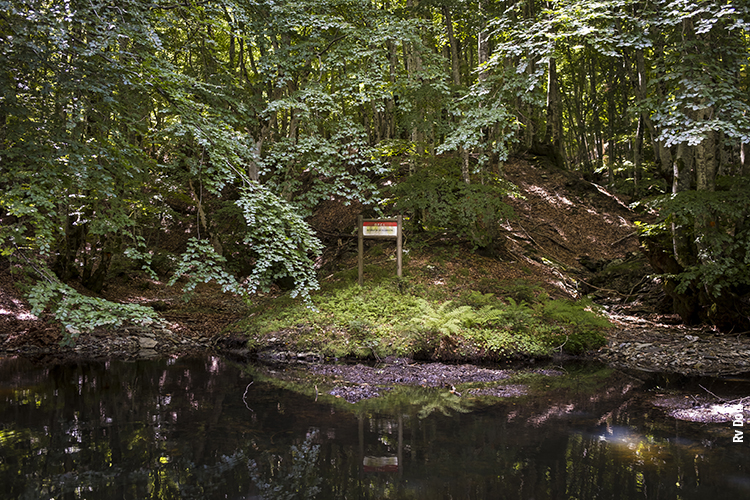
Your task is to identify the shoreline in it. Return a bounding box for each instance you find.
[4,319,750,377]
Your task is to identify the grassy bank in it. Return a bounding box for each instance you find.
[233,242,611,362]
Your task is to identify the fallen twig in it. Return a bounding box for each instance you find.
[515,221,544,251]
[576,277,624,296]
[699,384,725,402]
[624,275,649,303]
[242,381,254,411]
[611,232,637,246]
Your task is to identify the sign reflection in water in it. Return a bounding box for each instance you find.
[0,355,749,499]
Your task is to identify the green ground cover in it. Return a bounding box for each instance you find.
[235,246,611,361]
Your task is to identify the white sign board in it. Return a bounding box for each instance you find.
[362,220,398,237]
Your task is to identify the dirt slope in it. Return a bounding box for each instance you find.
[503,155,641,267]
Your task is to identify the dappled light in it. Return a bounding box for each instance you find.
[522,183,574,207]
[0,285,39,322]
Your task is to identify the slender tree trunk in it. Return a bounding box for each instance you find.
[694,121,717,193]
[633,114,643,194]
[405,0,423,145]
[545,56,566,168]
[442,6,461,86]
[647,40,674,182]
[605,60,617,184]
[477,0,490,83]
[671,142,694,272]
[461,147,470,184]
[589,54,604,167]
[386,40,398,140]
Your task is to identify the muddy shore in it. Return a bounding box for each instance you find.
[3,314,750,378]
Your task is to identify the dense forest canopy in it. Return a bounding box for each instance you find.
[1,0,749,337]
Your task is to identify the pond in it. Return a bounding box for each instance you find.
[1,354,749,499]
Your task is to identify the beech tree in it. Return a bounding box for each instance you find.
[2,0,749,336]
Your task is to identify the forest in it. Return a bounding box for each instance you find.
[1,0,749,339]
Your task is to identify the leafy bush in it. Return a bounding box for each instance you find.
[28,281,161,346]
[635,176,750,330]
[481,329,549,357]
[638,176,750,297]
[168,238,244,299]
[386,157,515,251]
[235,184,324,302]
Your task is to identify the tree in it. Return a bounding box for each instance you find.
[0,0,328,339]
[3,0,748,338]
[482,0,750,330]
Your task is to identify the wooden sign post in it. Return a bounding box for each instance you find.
[358,215,403,286]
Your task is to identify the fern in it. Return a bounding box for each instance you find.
[537,299,610,330]
[413,301,475,336]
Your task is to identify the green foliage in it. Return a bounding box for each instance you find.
[437,88,518,166]
[235,184,323,302]
[27,281,160,346]
[535,299,610,353]
[457,291,500,309]
[241,258,610,359]
[649,1,750,149]
[481,329,550,358]
[168,238,243,299]
[122,236,159,281]
[411,301,474,336]
[262,129,385,217]
[0,0,342,328]
[638,176,750,297]
[497,279,547,304]
[537,299,610,329]
[387,157,515,249]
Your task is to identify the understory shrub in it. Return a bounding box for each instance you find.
[28,281,161,346]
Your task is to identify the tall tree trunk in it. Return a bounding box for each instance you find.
[671,142,694,267]
[545,56,566,168]
[477,0,490,83]
[633,114,643,194]
[646,41,674,182]
[589,53,604,167]
[442,5,461,86]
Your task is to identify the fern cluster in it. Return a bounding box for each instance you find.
[409,292,609,357]
[240,275,610,360]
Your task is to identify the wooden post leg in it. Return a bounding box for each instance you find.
[358,215,364,286]
[396,215,402,278]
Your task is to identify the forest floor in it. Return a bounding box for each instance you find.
[2,154,750,375]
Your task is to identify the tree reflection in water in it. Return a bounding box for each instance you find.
[0,355,749,499]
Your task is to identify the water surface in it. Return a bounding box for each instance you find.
[1,355,749,499]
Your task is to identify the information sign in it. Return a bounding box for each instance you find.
[362,220,398,237]
[358,216,403,285]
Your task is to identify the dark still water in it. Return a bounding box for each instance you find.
[1,355,749,499]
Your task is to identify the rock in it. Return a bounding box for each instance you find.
[138,337,158,349]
